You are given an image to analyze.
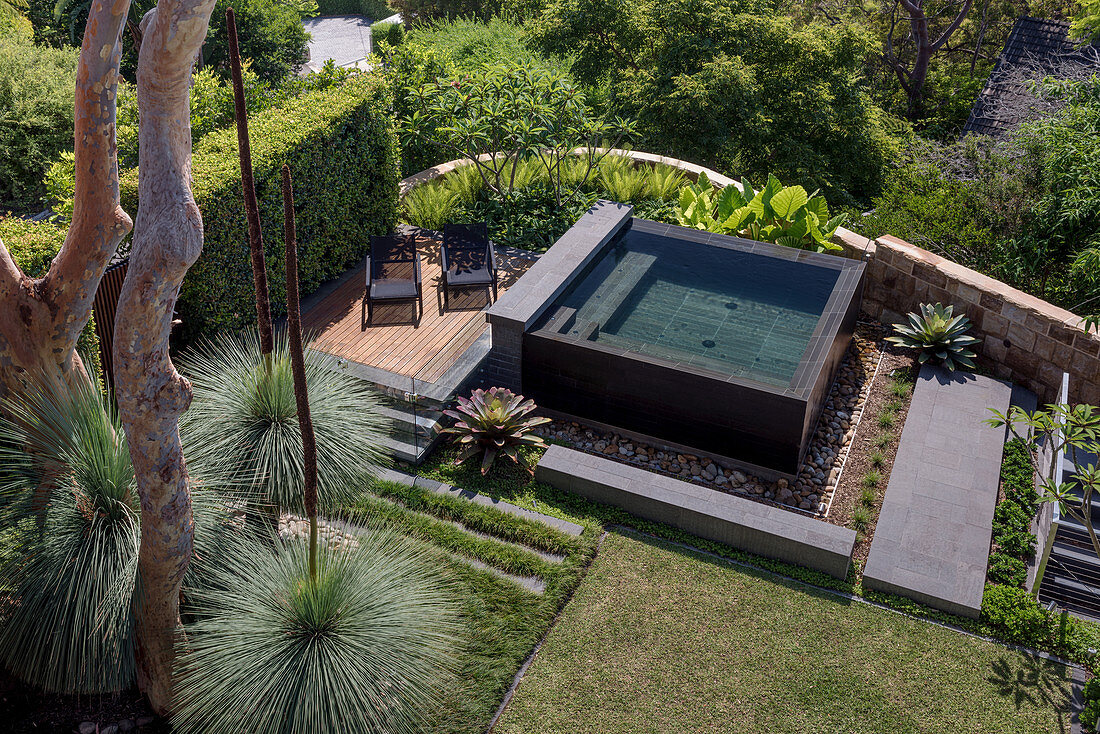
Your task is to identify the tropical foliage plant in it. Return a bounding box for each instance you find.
[403,62,637,205]
[402,180,460,231]
[885,302,980,370]
[443,387,550,474]
[179,329,389,514]
[675,173,848,252]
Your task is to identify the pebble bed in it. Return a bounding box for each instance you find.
[278,514,362,550]
[534,322,884,516]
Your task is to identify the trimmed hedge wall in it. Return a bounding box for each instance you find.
[121,74,400,342]
[0,216,102,379]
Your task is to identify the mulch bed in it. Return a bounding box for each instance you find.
[0,670,166,734]
[824,342,919,566]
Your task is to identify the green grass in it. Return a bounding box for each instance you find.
[874,432,894,450]
[494,530,1075,734]
[859,486,877,507]
[861,470,881,489]
[869,449,886,468]
[336,471,600,734]
[877,411,896,429]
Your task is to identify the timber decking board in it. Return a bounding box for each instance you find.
[301,238,532,381]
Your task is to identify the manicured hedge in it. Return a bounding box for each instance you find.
[120,74,400,342]
[0,216,102,379]
[987,438,1039,587]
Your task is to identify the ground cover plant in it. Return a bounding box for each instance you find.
[986,438,1039,588]
[492,528,1076,733]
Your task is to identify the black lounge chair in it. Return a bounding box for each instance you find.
[364,234,422,327]
[441,222,497,310]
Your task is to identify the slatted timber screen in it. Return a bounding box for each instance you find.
[93,259,128,388]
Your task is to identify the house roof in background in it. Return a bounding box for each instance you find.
[962,16,1100,138]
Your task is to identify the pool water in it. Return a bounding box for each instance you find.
[550,227,839,386]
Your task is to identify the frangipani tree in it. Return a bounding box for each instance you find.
[987,404,1100,558]
[403,62,637,206]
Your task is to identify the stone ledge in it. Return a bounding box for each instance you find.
[535,445,856,578]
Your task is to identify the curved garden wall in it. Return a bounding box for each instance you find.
[401,152,1100,405]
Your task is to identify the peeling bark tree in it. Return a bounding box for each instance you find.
[0,0,134,399]
[112,0,216,716]
[883,0,974,117]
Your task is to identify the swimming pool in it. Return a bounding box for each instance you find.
[488,209,865,477]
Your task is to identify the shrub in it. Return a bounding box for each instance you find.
[674,173,847,253]
[0,34,78,208]
[402,182,459,231]
[120,75,400,342]
[203,0,311,83]
[1082,677,1100,732]
[987,552,1027,588]
[886,302,980,371]
[317,0,391,15]
[403,61,635,206]
[370,19,404,46]
[981,583,1053,647]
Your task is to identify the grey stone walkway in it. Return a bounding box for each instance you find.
[863,365,1013,618]
[377,467,586,537]
[301,15,376,73]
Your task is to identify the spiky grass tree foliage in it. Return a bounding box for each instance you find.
[171,531,457,734]
[0,381,138,693]
[178,330,389,513]
[0,381,235,694]
[885,302,981,371]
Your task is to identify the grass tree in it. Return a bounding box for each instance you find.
[171,167,457,733]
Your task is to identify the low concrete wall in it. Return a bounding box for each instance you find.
[536,444,856,578]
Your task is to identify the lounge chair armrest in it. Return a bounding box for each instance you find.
[414,253,422,284]
[487,242,497,273]
[365,255,372,284]
[440,242,450,273]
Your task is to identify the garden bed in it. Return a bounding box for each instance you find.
[533,321,888,518]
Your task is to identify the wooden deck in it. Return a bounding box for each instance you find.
[302,237,534,383]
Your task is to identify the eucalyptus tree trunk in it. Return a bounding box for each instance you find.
[0,0,133,400]
[112,0,217,715]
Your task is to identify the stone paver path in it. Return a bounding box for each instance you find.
[863,364,1012,618]
[301,15,380,73]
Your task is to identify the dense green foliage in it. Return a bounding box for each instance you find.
[0,30,77,209]
[120,75,400,341]
[674,173,847,252]
[528,0,898,208]
[204,0,311,83]
[861,79,1100,313]
[1083,677,1100,731]
[987,439,1040,587]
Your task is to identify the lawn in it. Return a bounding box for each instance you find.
[494,529,1077,734]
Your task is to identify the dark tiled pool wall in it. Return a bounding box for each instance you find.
[524,333,812,473]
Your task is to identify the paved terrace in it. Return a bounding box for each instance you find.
[301,234,534,384]
[863,365,1013,618]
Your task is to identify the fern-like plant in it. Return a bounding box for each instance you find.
[179,329,389,514]
[599,164,648,202]
[402,181,458,232]
[444,163,486,207]
[442,387,550,475]
[645,164,686,201]
[885,302,981,371]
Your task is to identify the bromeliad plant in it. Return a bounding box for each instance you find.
[443,387,550,475]
[674,173,848,252]
[885,302,981,371]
